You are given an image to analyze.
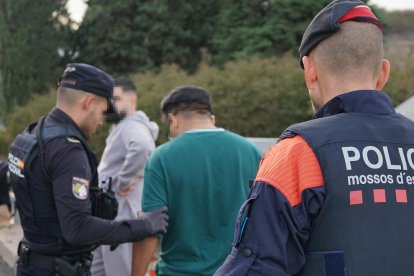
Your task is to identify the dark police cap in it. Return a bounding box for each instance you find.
[299,0,383,68]
[58,63,114,99]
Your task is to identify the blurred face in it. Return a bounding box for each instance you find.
[113,86,136,117]
[82,95,108,138]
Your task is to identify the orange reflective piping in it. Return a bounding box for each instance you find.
[255,136,324,206]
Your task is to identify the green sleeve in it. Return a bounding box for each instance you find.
[142,153,168,212]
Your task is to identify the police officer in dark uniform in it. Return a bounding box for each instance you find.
[216,1,414,276]
[8,63,168,276]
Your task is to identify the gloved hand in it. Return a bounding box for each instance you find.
[138,206,169,235]
[129,207,169,241]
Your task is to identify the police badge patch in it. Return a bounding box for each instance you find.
[72,177,90,200]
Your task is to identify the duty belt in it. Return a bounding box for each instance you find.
[17,242,93,276]
[18,242,55,271]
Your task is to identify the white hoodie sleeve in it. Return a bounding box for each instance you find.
[112,121,156,192]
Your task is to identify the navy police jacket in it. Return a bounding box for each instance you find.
[9,108,142,255]
[216,90,414,276]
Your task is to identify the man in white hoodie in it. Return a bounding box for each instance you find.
[91,78,159,276]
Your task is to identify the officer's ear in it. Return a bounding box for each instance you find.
[303,56,318,92]
[81,94,96,111]
[375,59,390,91]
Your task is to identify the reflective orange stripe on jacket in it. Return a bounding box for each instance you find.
[255,135,324,207]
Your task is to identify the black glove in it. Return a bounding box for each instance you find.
[129,207,169,242]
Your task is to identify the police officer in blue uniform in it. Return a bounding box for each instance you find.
[216,1,414,275]
[8,63,168,276]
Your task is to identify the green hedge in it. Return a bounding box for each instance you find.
[1,53,414,159]
[386,51,414,106]
[0,92,55,155]
[136,55,312,141]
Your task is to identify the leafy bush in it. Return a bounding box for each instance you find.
[1,53,414,159]
[0,56,311,158]
[134,54,313,145]
[382,10,414,36]
[386,50,414,106]
[0,92,55,155]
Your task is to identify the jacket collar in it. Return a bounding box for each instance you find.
[47,108,88,140]
[314,90,395,119]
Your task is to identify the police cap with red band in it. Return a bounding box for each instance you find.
[299,0,383,69]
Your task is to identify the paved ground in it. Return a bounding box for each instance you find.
[0,221,21,274]
[0,257,14,275]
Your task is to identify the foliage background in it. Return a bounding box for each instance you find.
[0,3,414,159]
[0,56,311,157]
[1,47,414,158]
[0,0,72,113]
[76,0,331,74]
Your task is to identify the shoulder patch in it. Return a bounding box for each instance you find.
[67,137,81,144]
[72,177,90,200]
[255,135,324,206]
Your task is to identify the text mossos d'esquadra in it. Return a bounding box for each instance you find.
[342,146,414,185]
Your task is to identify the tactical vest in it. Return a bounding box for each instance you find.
[285,112,414,276]
[8,117,99,255]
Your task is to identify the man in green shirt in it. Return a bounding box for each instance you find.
[132,85,262,275]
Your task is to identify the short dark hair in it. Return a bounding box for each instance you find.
[114,78,137,94]
[314,22,383,77]
[161,85,213,116]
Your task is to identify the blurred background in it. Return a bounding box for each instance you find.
[0,0,413,158]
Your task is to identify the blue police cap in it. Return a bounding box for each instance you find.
[59,63,114,99]
[299,0,383,69]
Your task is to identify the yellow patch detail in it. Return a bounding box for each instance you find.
[73,183,81,193]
